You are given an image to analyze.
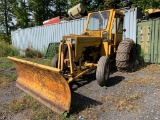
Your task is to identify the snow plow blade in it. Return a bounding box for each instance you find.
[7,57,71,114]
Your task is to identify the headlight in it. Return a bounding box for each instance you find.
[71,39,75,44]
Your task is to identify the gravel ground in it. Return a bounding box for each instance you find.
[70,65,160,120]
[0,60,160,120]
[0,69,24,120]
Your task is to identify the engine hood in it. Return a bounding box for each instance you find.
[62,34,101,39]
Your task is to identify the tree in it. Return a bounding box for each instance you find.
[69,0,105,11]
[28,0,54,26]
[12,0,31,28]
[132,0,160,13]
[68,0,128,11]
[0,0,14,36]
[51,0,68,18]
[105,0,132,9]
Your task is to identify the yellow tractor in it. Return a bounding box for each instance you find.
[8,8,135,114]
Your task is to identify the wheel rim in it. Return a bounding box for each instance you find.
[105,64,109,80]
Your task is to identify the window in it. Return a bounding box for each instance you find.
[118,17,124,34]
[87,11,110,31]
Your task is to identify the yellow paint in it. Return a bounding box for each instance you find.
[100,42,109,56]
[7,9,125,115]
[145,9,160,14]
[7,57,71,114]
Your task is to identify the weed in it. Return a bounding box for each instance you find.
[116,93,142,111]
[106,93,142,111]
[140,64,160,73]
[20,57,52,66]
[136,48,146,66]
[32,103,41,111]
[0,41,19,57]
[31,110,46,120]
[0,57,17,87]
[0,58,14,71]
[0,74,17,87]
[61,112,69,119]
[4,73,17,81]
[9,93,62,119]
[0,31,11,43]
[25,48,43,58]
[9,94,35,113]
[128,93,141,101]
[124,77,153,87]
[0,76,10,87]
[31,106,55,120]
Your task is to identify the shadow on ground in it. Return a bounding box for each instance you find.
[70,68,124,89]
[106,76,125,87]
[70,92,102,114]
[69,70,124,114]
[70,70,96,91]
[69,70,101,114]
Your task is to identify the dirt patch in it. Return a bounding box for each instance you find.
[0,57,160,120]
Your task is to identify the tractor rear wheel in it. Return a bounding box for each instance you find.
[51,54,58,68]
[116,39,135,71]
[96,56,110,87]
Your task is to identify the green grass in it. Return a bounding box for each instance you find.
[0,56,51,90]
[5,57,68,119]
[0,57,14,71]
[26,58,51,66]
[9,94,35,113]
[14,56,52,67]
[0,57,17,87]
[0,74,17,88]
[24,58,52,66]
[9,94,69,120]
[0,41,19,57]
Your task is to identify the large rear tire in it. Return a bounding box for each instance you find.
[116,39,135,71]
[96,56,110,87]
[51,54,58,68]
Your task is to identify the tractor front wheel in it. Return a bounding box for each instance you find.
[96,56,110,87]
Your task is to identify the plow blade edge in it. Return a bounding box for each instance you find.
[8,57,71,114]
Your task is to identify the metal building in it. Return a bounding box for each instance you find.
[11,8,142,52]
[121,8,141,41]
[137,18,160,64]
[11,18,86,52]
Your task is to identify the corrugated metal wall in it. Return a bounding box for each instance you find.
[137,18,160,63]
[121,8,138,42]
[11,8,142,52]
[11,18,86,52]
